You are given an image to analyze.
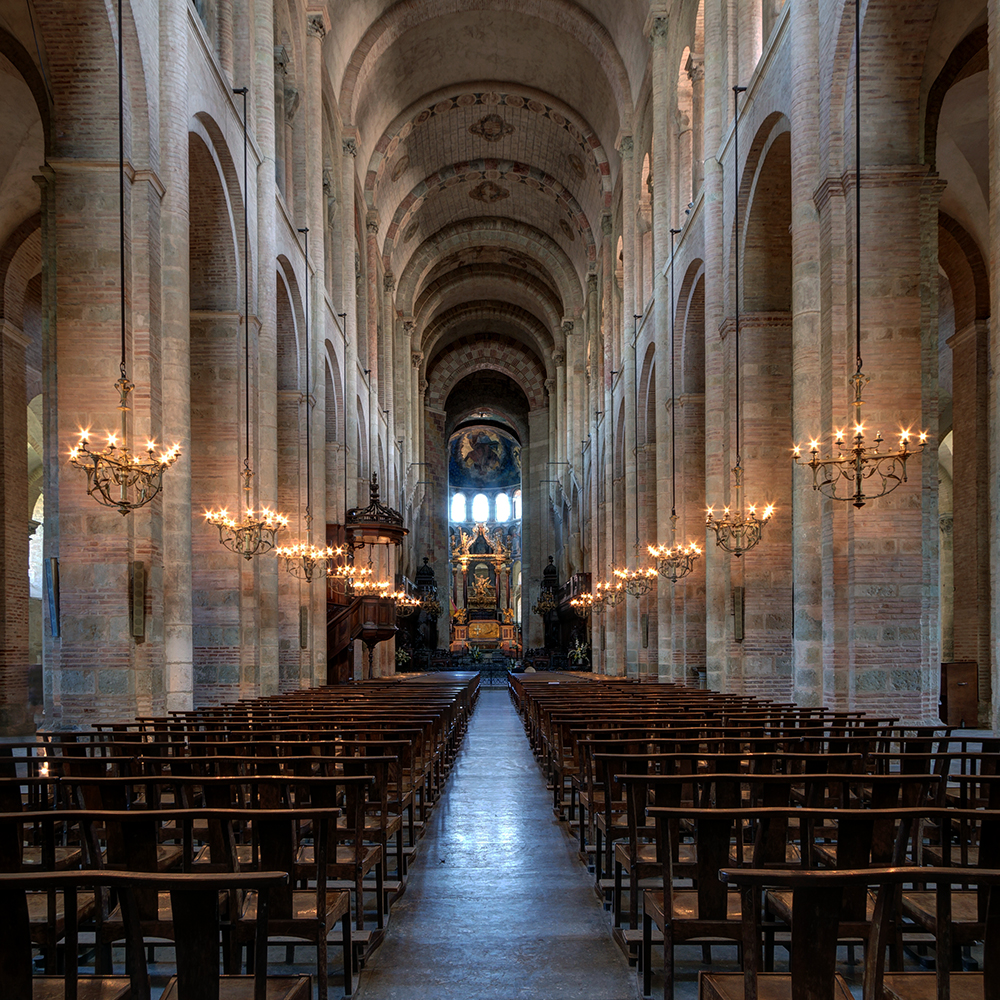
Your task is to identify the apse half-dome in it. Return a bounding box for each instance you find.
[448,426,521,490]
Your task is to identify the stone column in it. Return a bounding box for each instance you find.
[526,405,550,649]
[161,0,193,713]
[0,321,31,732]
[553,350,566,472]
[341,137,359,510]
[788,0,824,707]
[688,55,705,201]
[988,0,1000,731]
[618,134,638,674]
[649,9,674,680]
[410,345,422,481]
[305,11,328,685]
[365,211,380,462]
[218,0,234,83]
[948,320,990,714]
[254,0,279,697]
[703,0,730,692]
[597,214,614,671]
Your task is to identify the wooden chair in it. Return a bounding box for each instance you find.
[236,807,353,999]
[0,869,305,1000]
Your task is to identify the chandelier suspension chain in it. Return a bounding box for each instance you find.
[733,84,746,474]
[300,227,312,530]
[669,228,680,521]
[118,0,126,382]
[855,0,863,376]
[239,86,251,494]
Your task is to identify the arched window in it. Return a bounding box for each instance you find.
[471,493,490,523]
[513,489,522,520]
[450,492,467,522]
[495,492,511,522]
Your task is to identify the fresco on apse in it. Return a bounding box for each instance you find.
[448,427,521,490]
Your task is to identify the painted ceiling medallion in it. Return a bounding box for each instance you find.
[391,155,409,182]
[469,113,515,142]
[559,218,576,241]
[469,180,510,204]
[568,153,586,179]
[404,220,419,242]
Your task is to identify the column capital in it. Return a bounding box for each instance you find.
[601,213,613,237]
[545,378,556,395]
[366,210,380,235]
[587,272,599,293]
[411,350,423,368]
[617,134,634,159]
[552,352,566,367]
[403,319,416,335]
[383,271,395,293]
[274,45,289,71]
[306,14,327,38]
[562,319,575,336]
[644,12,670,44]
[686,52,705,82]
[342,136,358,158]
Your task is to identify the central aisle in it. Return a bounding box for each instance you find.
[355,686,636,1000]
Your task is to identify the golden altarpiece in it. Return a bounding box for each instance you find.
[449,524,520,654]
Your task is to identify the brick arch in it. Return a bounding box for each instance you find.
[925,26,988,170]
[831,0,940,166]
[382,159,596,267]
[743,129,792,314]
[426,335,548,411]
[395,217,583,315]
[339,0,631,133]
[938,213,989,331]
[421,300,555,362]
[676,260,706,396]
[415,263,564,333]
[276,256,303,393]
[365,85,612,205]
[638,342,656,445]
[0,216,41,331]
[731,112,790,310]
[0,28,50,156]
[37,0,151,163]
[189,130,239,313]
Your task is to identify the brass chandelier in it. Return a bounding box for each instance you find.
[649,228,702,581]
[205,87,288,558]
[792,0,927,504]
[69,0,181,513]
[706,86,773,557]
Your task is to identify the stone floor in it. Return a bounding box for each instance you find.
[353,687,637,1000]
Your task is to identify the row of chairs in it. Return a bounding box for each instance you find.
[510,672,999,1000]
[4,673,479,998]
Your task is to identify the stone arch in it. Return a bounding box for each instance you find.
[924,25,988,171]
[420,301,555,363]
[938,213,989,332]
[339,0,631,133]
[677,260,706,396]
[0,217,42,332]
[275,256,303,392]
[426,336,547,411]
[0,27,51,157]
[382,159,597,268]
[365,84,612,206]
[834,0,940,166]
[395,218,583,315]
[414,267,564,338]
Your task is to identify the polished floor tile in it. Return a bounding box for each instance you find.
[354,688,636,1000]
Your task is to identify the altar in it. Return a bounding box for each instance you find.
[448,523,521,655]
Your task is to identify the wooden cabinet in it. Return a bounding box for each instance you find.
[940,661,978,727]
